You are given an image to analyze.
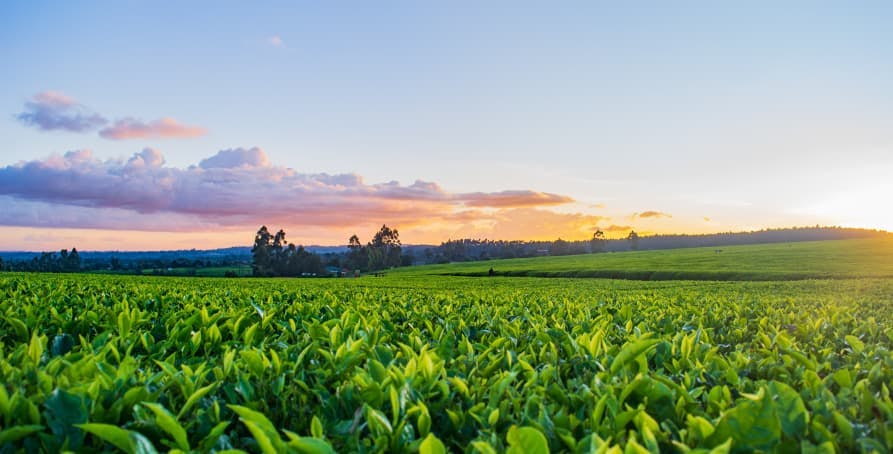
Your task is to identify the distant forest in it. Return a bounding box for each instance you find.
[0,226,887,275]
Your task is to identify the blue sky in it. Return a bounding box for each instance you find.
[1,2,892,249]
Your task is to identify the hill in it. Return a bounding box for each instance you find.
[388,238,893,281]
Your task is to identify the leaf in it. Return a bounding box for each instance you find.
[708,389,781,451]
[141,402,189,451]
[5,316,28,339]
[177,383,215,418]
[768,381,808,438]
[228,405,284,454]
[311,416,324,439]
[0,425,43,444]
[28,332,44,364]
[364,405,393,435]
[506,426,549,454]
[610,338,660,375]
[420,432,447,454]
[844,335,864,354]
[285,434,336,454]
[76,423,158,454]
[199,421,230,452]
[44,388,88,450]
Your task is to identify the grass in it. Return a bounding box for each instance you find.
[388,238,893,281]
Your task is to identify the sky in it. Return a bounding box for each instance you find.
[1,2,892,251]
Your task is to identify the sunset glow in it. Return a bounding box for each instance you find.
[2,3,891,251]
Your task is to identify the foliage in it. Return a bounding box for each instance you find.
[251,226,324,277]
[0,273,891,452]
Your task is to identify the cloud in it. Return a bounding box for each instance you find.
[99,117,207,140]
[461,190,574,208]
[600,224,633,232]
[703,217,712,222]
[633,210,672,219]
[15,91,207,141]
[269,35,284,47]
[0,148,578,234]
[199,147,270,169]
[15,91,107,132]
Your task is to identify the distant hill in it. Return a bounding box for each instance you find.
[389,237,893,281]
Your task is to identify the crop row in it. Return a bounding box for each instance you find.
[1,274,891,452]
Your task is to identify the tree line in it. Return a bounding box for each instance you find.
[0,248,81,273]
[251,224,409,277]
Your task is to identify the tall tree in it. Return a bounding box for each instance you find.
[346,234,367,271]
[369,224,402,270]
[591,229,606,253]
[627,230,640,251]
[251,226,274,276]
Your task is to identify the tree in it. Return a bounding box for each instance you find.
[346,234,367,271]
[627,230,640,251]
[591,229,606,253]
[251,226,274,276]
[369,224,401,270]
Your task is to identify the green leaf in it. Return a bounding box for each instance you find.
[610,338,660,374]
[4,316,28,339]
[768,381,808,438]
[364,405,393,435]
[228,405,284,454]
[708,389,781,451]
[177,383,215,418]
[420,432,447,454]
[141,402,189,451]
[310,416,324,439]
[28,332,44,364]
[285,435,336,454]
[77,423,158,454]
[0,425,43,444]
[199,421,231,452]
[44,388,88,450]
[844,335,864,354]
[506,426,549,454]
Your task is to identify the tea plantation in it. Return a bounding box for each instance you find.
[1,266,892,451]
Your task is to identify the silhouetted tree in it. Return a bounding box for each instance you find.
[346,234,367,271]
[627,230,640,250]
[591,229,606,253]
[251,226,274,276]
[368,224,402,270]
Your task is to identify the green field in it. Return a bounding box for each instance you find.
[391,238,893,281]
[1,241,892,452]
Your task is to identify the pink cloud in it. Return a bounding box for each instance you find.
[0,148,577,233]
[99,117,207,140]
[461,190,574,208]
[16,91,107,132]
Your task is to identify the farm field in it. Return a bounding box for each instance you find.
[1,269,892,453]
[389,238,893,281]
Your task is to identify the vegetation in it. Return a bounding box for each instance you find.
[392,238,893,281]
[1,268,892,452]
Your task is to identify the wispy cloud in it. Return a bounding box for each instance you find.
[99,117,207,140]
[600,224,633,232]
[633,210,672,219]
[0,148,577,233]
[461,190,574,208]
[15,91,207,140]
[15,91,107,132]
